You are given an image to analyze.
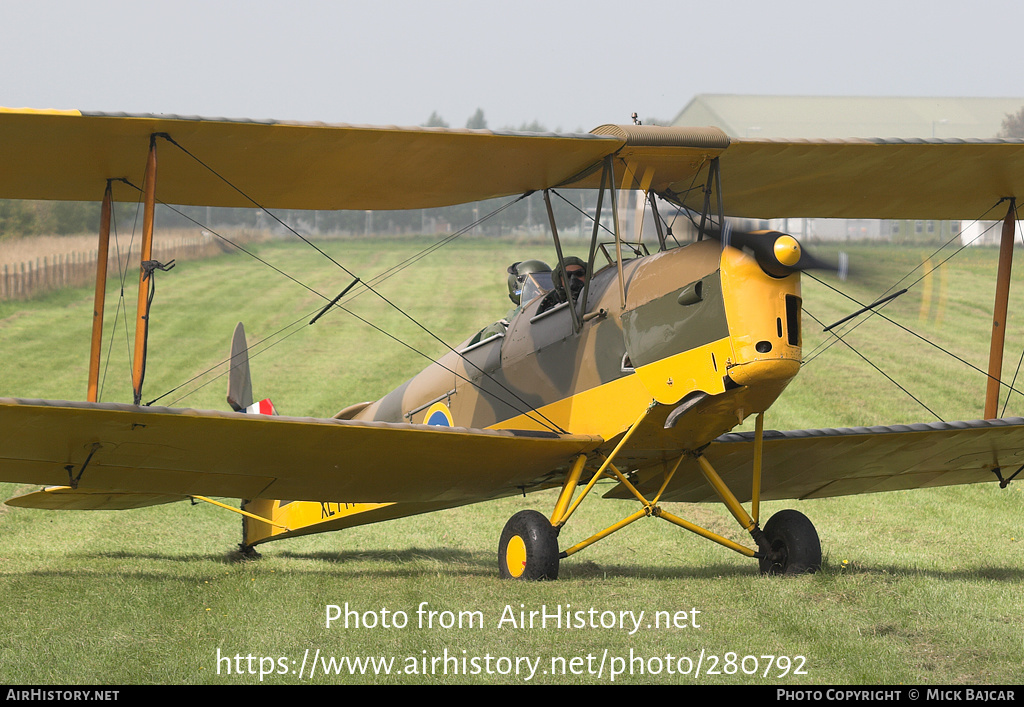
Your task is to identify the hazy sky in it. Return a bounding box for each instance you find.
[2,1,1022,131]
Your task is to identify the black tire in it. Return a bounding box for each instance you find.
[498,510,560,580]
[758,509,821,575]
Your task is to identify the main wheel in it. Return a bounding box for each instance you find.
[498,510,560,580]
[758,509,821,575]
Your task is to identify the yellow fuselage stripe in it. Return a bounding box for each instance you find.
[490,337,732,440]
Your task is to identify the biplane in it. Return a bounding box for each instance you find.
[2,107,1024,580]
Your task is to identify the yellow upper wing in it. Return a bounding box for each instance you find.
[0,398,601,504]
[605,418,1024,503]
[5,110,1024,219]
[0,109,622,209]
[563,126,1024,219]
[696,138,1024,220]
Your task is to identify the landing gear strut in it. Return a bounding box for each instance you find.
[495,411,824,580]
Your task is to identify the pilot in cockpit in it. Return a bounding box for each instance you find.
[536,256,588,314]
[552,256,587,303]
[464,260,554,347]
[467,258,589,346]
[506,259,553,306]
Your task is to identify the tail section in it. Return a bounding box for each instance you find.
[227,322,278,415]
[240,498,471,548]
[244,398,278,415]
[227,322,406,550]
[241,499,394,547]
[227,322,254,412]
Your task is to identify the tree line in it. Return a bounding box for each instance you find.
[0,193,606,241]
[999,107,1024,138]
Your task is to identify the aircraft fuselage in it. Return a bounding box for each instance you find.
[353,239,802,453]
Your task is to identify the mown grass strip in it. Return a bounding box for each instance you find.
[0,238,1021,684]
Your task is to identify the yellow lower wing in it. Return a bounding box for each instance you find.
[606,418,1024,502]
[0,398,601,504]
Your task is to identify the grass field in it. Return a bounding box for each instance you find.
[0,235,1022,685]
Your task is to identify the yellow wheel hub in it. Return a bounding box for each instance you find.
[505,535,527,578]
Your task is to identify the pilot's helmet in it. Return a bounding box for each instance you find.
[507,259,552,305]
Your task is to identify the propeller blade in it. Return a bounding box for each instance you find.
[704,226,843,278]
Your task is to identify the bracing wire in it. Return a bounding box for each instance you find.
[146,204,566,432]
[115,183,566,432]
[801,307,942,421]
[148,138,570,432]
[802,203,1005,366]
[805,271,1024,402]
[98,177,147,402]
[797,199,1024,420]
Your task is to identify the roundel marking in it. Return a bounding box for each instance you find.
[425,402,454,427]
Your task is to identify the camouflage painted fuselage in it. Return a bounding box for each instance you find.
[352,239,801,453]
[244,239,803,546]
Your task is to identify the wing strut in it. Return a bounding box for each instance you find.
[543,190,581,333]
[648,191,667,252]
[580,158,609,316]
[985,199,1018,418]
[86,181,113,402]
[190,495,292,532]
[131,135,159,405]
[607,156,626,309]
[695,157,726,243]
